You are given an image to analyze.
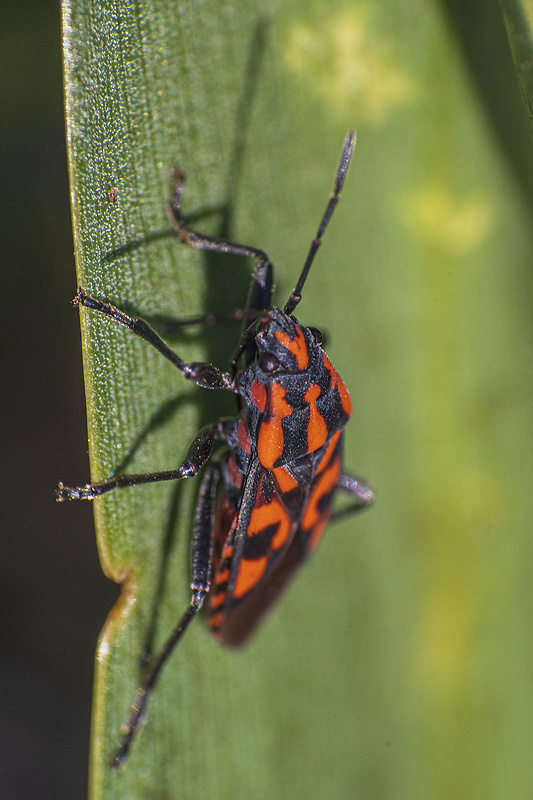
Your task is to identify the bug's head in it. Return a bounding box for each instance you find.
[250,308,324,378]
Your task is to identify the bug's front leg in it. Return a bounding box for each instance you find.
[109,460,221,768]
[57,421,224,501]
[167,167,271,267]
[74,289,235,391]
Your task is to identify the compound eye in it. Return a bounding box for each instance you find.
[308,326,323,346]
[259,352,280,374]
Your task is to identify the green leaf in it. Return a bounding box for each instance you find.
[63,1,533,798]
[501,0,533,127]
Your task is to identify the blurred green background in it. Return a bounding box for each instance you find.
[4,0,533,798]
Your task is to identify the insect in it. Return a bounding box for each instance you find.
[58,131,374,767]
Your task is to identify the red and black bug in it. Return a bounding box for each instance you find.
[58,131,374,767]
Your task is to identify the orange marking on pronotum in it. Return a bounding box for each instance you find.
[305,383,328,453]
[275,327,309,370]
[323,352,352,417]
[233,555,269,599]
[257,383,293,468]
[250,379,267,412]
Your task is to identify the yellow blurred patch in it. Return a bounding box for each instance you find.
[415,471,504,697]
[404,186,493,255]
[418,584,473,694]
[284,8,415,124]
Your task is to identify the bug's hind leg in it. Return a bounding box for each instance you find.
[330,472,374,524]
[109,460,221,768]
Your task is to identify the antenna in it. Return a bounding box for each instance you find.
[283,130,356,316]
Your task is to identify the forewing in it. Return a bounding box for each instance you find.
[216,432,344,647]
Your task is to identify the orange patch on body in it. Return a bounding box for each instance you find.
[249,498,291,550]
[305,383,328,452]
[215,569,231,585]
[323,352,352,417]
[257,383,293,468]
[210,591,226,610]
[222,544,234,559]
[272,465,299,493]
[250,379,267,412]
[233,555,269,599]
[227,456,242,489]
[302,456,341,549]
[316,430,342,475]
[237,417,251,454]
[308,516,330,552]
[209,611,223,631]
[275,326,309,370]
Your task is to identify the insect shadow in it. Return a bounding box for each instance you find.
[103,17,271,669]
